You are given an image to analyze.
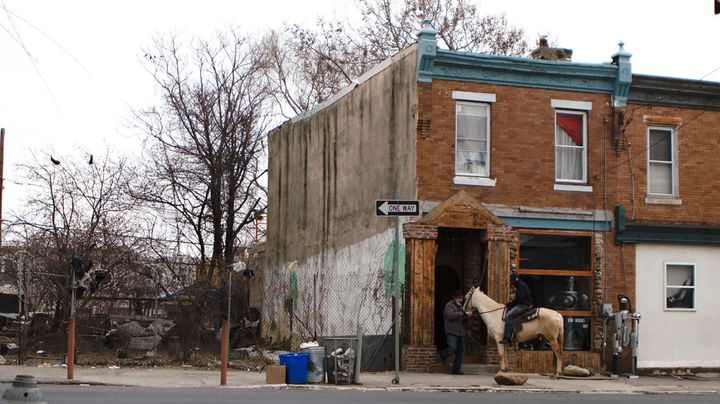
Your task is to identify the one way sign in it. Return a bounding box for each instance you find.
[376,200,420,216]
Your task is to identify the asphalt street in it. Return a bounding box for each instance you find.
[15,384,720,404]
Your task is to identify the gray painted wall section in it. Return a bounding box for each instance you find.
[267,46,419,269]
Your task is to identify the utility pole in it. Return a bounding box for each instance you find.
[0,128,5,249]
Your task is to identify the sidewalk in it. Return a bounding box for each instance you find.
[0,365,718,395]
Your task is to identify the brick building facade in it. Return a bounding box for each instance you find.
[266,20,720,373]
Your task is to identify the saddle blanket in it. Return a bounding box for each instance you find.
[512,307,540,334]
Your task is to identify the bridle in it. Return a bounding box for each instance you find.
[464,287,506,315]
[462,287,474,311]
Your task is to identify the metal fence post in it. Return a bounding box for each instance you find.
[313,273,317,341]
[354,326,363,384]
[153,269,159,365]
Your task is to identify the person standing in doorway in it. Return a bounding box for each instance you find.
[440,289,473,375]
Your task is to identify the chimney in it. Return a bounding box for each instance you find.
[531,36,573,61]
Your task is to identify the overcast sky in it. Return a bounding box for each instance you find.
[1,0,719,217]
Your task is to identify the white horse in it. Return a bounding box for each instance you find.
[463,286,565,376]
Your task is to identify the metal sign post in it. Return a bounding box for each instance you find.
[392,215,400,384]
[376,199,419,385]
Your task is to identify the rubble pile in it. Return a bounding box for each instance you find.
[104,315,175,357]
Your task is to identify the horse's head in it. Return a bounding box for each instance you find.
[462,286,477,311]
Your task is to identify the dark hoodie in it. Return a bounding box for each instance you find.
[509,280,533,308]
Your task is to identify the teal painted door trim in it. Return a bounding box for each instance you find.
[499,217,611,232]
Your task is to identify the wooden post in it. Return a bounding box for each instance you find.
[220,320,228,385]
[68,266,76,380]
[406,237,437,346]
[67,317,75,380]
[0,128,5,249]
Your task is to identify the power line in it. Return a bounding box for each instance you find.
[0,1,61,113]
[697,64,720,82]
[591,109,708,181]
[590,62,720,181]
[1,5,90,77]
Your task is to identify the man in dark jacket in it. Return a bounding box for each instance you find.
[501,273,533,344]
[439,289,473,375]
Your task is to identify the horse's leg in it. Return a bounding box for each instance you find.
[496,341,507,372]
[549,338,563,378]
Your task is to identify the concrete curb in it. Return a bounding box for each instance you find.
[3,377,718,395]
[222,383,720,395]
[1,378,118,387]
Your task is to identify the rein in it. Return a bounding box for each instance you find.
[474,306,505,315]
[464,287,506,315]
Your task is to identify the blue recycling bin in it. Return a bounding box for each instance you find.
[279,353,309,384]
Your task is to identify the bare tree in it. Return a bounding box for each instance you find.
[7,151,141,327]
[133,31,270,289]
[266,0,530,116]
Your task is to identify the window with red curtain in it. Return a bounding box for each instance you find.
[555,110,586,182]
[556,113,583,146]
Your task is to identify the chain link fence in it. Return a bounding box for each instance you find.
[0,257,22,364]
[263,233,401,371]
[3,241,397,372]
[0,252,266,369]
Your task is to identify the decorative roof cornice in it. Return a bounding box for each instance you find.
[628,74,720,111]
[425,49,618,94]
[416,28,632,104]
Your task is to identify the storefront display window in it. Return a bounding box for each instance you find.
[518,231,593,351]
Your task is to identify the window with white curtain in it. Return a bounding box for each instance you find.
[555,110,587,183]
[455,102,490,176]
[665,263,695,310]
[648,127,676,196]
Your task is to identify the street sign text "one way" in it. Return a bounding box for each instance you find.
[376,200,420,216]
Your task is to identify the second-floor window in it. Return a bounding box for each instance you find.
[647,127,677,196]
[555,110,587,183]
[456,102,490,177]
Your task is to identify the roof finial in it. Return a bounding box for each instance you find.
[417,16,438,38]
[618,40,625,52]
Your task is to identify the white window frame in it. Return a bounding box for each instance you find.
[554,109,587,184]
[663,262,696,312]
[455,101,491,178]
[647,126,678,197]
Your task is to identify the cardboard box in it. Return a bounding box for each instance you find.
[266,365,286,384]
